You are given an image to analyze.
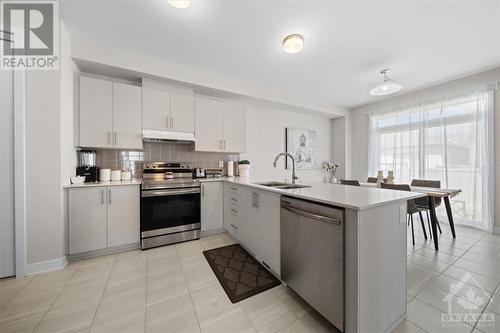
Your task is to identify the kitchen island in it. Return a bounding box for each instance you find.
[208,177,424,333]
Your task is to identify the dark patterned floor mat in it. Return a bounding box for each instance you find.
[202,243,281,303]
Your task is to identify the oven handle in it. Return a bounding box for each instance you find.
[141,188,200,197]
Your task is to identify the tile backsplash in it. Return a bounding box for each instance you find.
[94,142,239,179]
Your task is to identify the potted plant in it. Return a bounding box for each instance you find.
[322,161,339,183]
[238,160,251,177]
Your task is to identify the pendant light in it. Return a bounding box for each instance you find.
[369,69,403,96]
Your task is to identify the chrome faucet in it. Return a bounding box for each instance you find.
[273,153,298,184]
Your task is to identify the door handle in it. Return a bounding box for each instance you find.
[100,189,105,205]
[282,205,341,225]
[108,189,111,204]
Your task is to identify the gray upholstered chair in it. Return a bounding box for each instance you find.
[411,179,443,235]
[340,179,360,186]
[380,183,427,245]
[367,177,388,183]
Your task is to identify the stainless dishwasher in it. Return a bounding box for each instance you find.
[281,196,344,332]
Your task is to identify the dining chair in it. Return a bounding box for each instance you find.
[380,183,427,245]
[367,177,387,183]
[340,179,360,186]
[411,179,443,235]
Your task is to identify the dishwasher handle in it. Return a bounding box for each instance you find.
[282,205,341,225]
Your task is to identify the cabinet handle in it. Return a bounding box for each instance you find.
[108,189,112,204]
[223,139,226,150]
[165,116,169,129]
[171,116,174,129]
[219,140,223,150]
[256,193,260,208]
[100,189,105,205]
[107,132,111,145]
[230,223,238,230]
[252,193,256,207]
[113,132,117,145]
[230,208,238,213]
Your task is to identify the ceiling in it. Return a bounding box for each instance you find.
[61,0,500,109]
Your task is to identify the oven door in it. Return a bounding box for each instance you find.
[141,187,201,238]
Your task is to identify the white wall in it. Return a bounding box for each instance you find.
[350,67,500,228]
[240,105,331,182]
[25,69,63,265]
[60,22,79,255]
[330,117,348,179]
[0,67,15,277]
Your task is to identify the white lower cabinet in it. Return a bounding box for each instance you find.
[223,184,281,276]
[201,182,223,232]
[107,186,140,247]
[69,185,140,255]
[69,187,108,254]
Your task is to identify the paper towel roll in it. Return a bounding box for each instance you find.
[227,161,234,177]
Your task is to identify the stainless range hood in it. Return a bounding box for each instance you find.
[142,129,196,144]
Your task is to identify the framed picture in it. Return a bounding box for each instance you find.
[285,128,317,170]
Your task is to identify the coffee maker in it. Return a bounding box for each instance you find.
[76,150,99,182]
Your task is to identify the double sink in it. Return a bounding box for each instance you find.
[254,181,311,190]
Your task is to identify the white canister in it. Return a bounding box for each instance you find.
[238,164,250,178]
[99,169,111,182]
[121,171,132,181]
[226,161,234,177]
[111,170,121,181]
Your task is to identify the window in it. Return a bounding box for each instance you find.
[368,92,493,230]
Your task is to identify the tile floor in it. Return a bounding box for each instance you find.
[1,224,499,333]
[0,233,334,333]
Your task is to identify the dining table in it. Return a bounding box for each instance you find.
[359,182,462,250]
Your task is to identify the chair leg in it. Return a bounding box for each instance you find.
[426,210,432,239]
[418,211,427,239]
[410,214,415,245]
[436,219,442,234]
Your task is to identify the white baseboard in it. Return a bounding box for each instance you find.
[26,256,68,276]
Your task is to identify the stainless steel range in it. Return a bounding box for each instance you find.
[141,162,200,249]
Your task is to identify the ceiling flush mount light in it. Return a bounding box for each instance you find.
[283,34,304,54]
[167,0,191,9]
[369,69,403,96]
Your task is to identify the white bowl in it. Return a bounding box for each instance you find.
[70,176,86,184]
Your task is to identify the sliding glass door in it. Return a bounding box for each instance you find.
[368,91,493,230]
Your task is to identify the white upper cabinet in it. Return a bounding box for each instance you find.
[79,76,142,150]
[223,102,247,153]
[170,90,195,133]
[113,82,142,149]
[79,76,113,148]
[142,81,170,131]
[195,96,224,152]
[195,95,247,153]
[142,79,195,133]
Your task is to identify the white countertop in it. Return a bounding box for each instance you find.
[64,177,425,210]
[222,177,426,211]
[63,179,142,188]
